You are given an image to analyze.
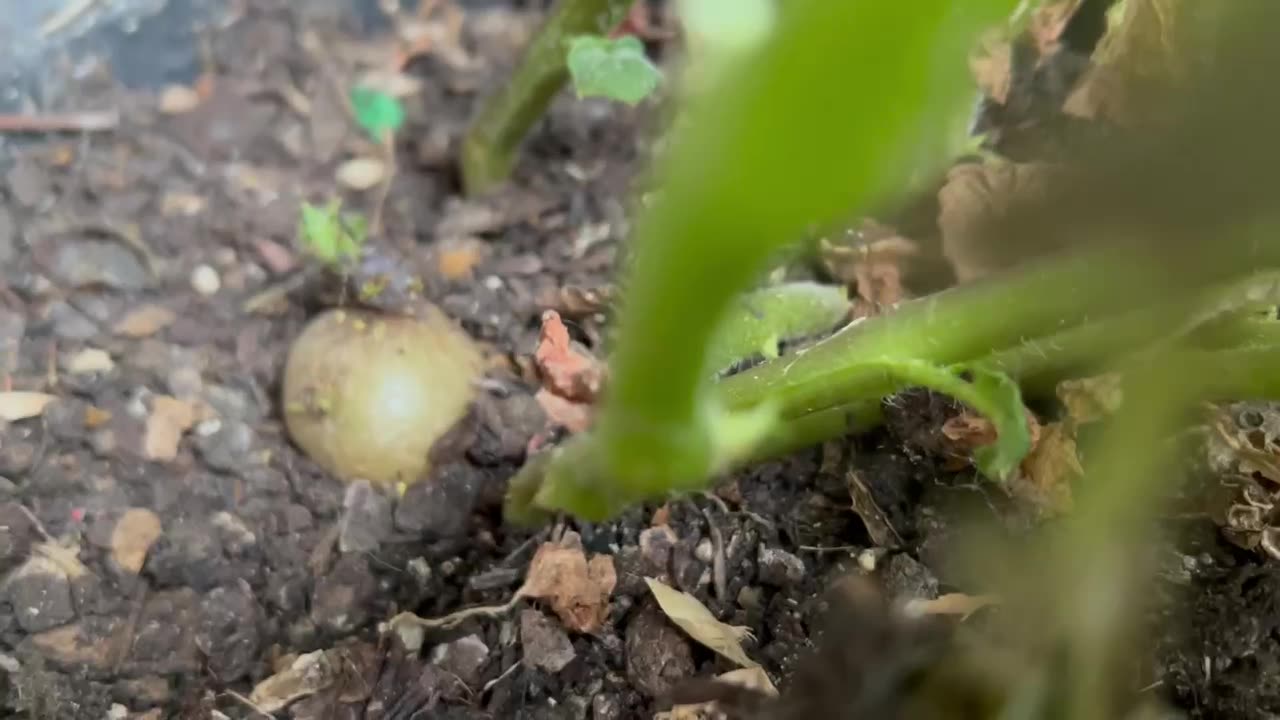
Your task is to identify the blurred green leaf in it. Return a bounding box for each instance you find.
[566,34,661,105]
[298,199,366,267]
[350,86,405,141]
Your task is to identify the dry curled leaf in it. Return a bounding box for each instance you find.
[644,577,758,668]
[248,650,338,713]
[1010,420,1080,515]
[0,391,56,421]
[1057,372,1124,425]
[942,408,1041,457]
[520,534,617,634]
[535,310,604,401]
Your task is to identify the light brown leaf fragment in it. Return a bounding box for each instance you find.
[1056,373,1124,425]
[114,304,176,338]
[534,310,604,402]
[520,536,617,633]
[111,508,163,574]
[248,649,338,713]
[942,408,1041,457]
[656,666,779,720]
[644,577,758,668]
[144,395,197,462]
[1010,421,1080,515]
[434,236,488,280]
[903,592,1002,619]
[534,389,593,434]
[0,391,56,421]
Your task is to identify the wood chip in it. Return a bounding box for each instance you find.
[0,391,57,421]
[113,304,176,338]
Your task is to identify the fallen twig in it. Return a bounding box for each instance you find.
[0,110,119,134]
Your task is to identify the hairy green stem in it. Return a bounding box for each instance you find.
[718,242,1280,419]
[461,0,633,194]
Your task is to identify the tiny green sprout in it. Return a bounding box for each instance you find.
[298,199,368,268]
[566,34,661,105]
[350,85,405,142]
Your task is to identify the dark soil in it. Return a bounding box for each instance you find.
[0,1,1276,719]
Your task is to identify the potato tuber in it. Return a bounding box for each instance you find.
[282,306,482,486]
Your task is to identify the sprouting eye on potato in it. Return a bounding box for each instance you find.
[282,306,482,486]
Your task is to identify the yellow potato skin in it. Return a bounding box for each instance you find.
[282,307,482,486]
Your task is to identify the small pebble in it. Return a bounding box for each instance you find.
[191,265,221,296]
[521,609,576,673]
[756,546,805,587]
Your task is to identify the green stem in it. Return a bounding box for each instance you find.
[718,243,1280,419]
[460,0,634,194]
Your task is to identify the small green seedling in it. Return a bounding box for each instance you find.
[566,34,662,105]
[350,86,405,142]
[298,199,368,268]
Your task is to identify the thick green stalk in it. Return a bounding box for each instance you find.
[461,0,633,194]
[718,241,1280,419]
[565,1,1019,518]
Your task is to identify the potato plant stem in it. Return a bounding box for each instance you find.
[460,0,634,194]
[717,240,1280,420]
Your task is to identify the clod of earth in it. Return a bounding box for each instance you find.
[282,306,482,486]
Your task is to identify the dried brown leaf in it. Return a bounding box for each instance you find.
[535,310,604,402]
[644,577,757,668]
[520,536,617,634]
[248,650,338,713]
[110,508,163,574]
[434,236,488,280]
[144,395,197,462]
[114,304,176,338]
[0,391,56,421]
[1011,421,1080,515]
[1056,372,1124,425]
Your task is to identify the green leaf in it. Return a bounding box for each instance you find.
[350,86,405,141]
[566,34,661,105]
[707,282,850,374]
[298,199,367,267]
[870,358,1031,481]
